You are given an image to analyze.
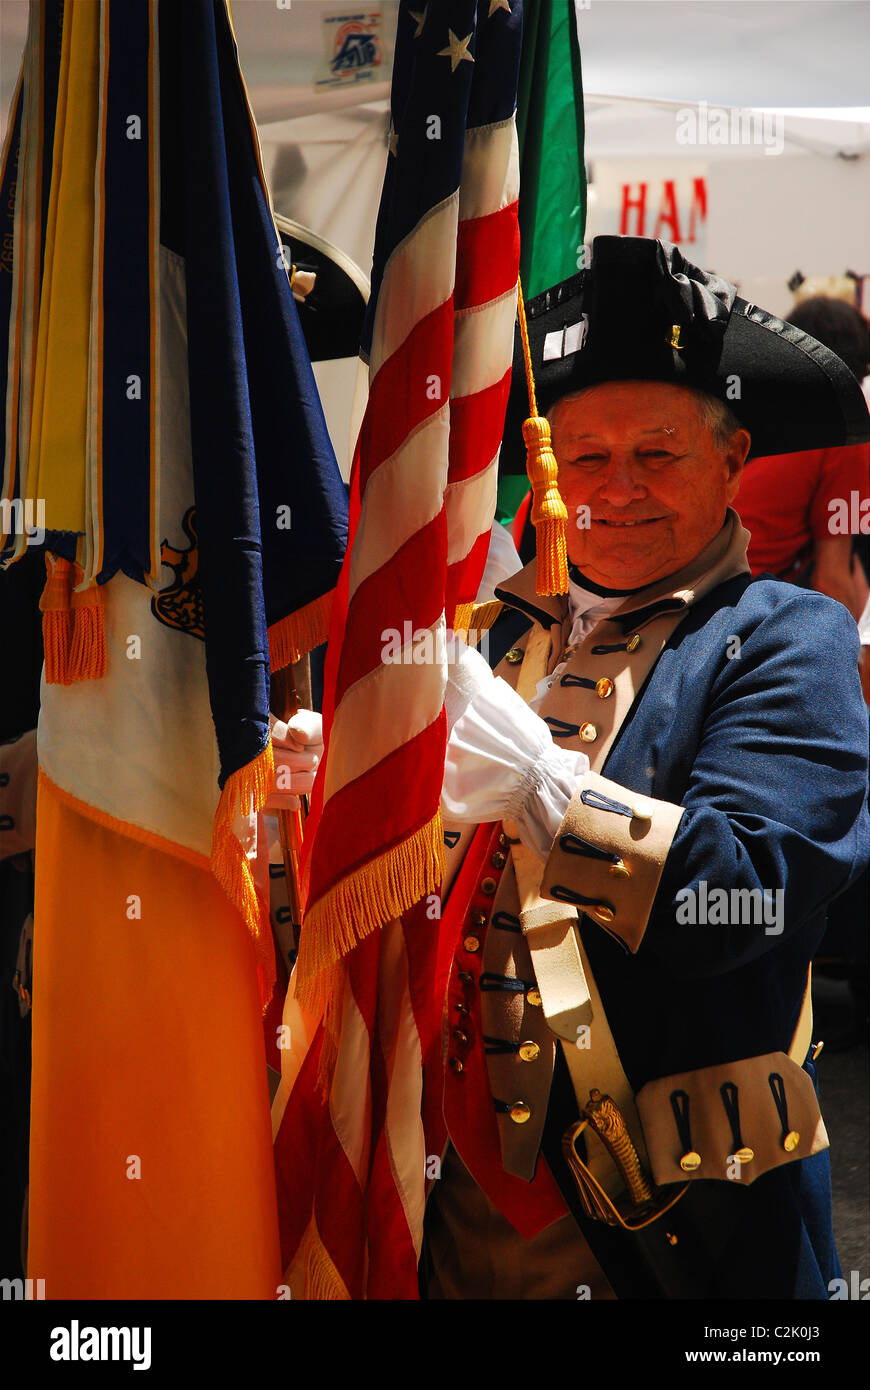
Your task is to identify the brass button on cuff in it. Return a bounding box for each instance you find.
[733,1146,754,1165]
[480,877,497,896]
[518,1041,540,1063]
[630,797,653,821]
[509,1101,531,1124]
[626,633,641,653]
[591,904,615,923]
[783,1130,800,1153]
[608,860,631,879]
[505,647,523,665]
[463,935,480,953]
[526,988,543,1007]
[595,677,614,699]
[679,1151,702,1173]
[578,722,598,742]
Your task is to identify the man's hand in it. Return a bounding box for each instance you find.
[266,710,323,811]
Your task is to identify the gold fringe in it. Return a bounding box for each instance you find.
[296,810,446,1011]
[299,1213,351,1301]
[468,599,503,638]
[452,601,474,636]
[210,740,277,1008]
[68,583,107,680]
[268,590,333,672]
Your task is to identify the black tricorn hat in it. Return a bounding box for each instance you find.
[501,236,869,472]
[274,214,369,363]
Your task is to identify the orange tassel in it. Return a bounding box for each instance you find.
[39,555,74,685]
[69,581,107,680]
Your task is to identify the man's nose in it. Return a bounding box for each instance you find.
[596,454,647,508]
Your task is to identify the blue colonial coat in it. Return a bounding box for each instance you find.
[435,510,869,1300]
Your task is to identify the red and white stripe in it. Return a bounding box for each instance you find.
[275,106,521,1298]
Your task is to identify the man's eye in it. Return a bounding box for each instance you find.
[573,453,607,464]
[638,450,673,461]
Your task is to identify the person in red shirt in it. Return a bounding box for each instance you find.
[734,441,869,618]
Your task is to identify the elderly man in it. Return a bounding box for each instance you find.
[420,237,870,1301]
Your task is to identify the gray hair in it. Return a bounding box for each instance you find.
[548,383,743,454]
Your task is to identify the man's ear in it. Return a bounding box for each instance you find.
[724,428,751,501]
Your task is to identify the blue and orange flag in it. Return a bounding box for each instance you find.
[0,0,346,1297]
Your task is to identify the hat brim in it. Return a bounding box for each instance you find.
[274,214,369,363]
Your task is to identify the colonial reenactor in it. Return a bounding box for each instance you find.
[420,235,870,1300]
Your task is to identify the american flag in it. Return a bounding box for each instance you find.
[273,0,523,1298]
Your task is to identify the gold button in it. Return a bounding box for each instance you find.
[453,1029,468,1045]
[498,831,510,848]
[666,1232,678,1246]
[595,677,614,699]
[449,1057,464,1073]
[591,904,615,923]
[455,1002,469,1015]
[480,877,497,896]
[505,647,523,665]
[734,1146,754,1165]
[783,1130,800,1153]
[470,909,487,927]
[526,988,542,1007]
[509,1101,531,1124]
[463,935,480,953]
[626,633,641,653]
[518,1041,540,1063]
[679,1151,702,1173]
[608,860,631,879]
[579,722,598,742]
[631,797,653,820]
[491,851,507,870]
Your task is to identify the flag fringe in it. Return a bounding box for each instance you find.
[268,590,333,672]
[299,1213,351,1300]
[296,811,446,1009]
[39,555,108,683]
[210,740,277,1008]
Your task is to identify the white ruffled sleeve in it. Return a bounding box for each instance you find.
[442,639,589,859]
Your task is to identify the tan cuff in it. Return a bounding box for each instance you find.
[540,770,684,953]
[0,728,38,860]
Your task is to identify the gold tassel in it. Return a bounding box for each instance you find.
[523,415,569,596]
[516,276,569,596]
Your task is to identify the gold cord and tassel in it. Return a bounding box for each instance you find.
[516,276,569,597]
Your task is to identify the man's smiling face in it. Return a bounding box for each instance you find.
[550,380,751,589]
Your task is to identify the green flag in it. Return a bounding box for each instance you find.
[517,0,586,299]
